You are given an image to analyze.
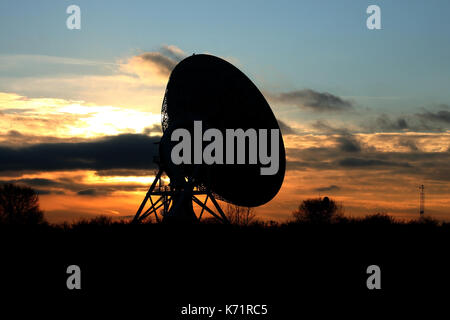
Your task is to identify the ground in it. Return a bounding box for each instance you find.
[1,222,448,316]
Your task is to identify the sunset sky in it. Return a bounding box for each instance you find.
[1,0,449,223]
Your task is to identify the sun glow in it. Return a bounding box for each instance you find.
[85,171,156,185]
[0,92,162,139]
[58,104,161,137]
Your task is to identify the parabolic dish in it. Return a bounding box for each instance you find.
[159,54,285,207]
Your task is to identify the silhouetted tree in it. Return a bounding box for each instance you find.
[408,215,439,226]
[0,183,45,224]
[359,212,397,225]
[292,196,343,224]
[226,204,256,226]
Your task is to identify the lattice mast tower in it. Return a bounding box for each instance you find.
[419,184,425,216]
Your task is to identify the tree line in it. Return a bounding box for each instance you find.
[0,183,444,227]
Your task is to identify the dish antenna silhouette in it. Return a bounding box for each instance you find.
[133,54,285,223]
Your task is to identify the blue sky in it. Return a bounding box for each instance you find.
[1,0,450,112]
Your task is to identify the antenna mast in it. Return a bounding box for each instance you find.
[419,184,425,216]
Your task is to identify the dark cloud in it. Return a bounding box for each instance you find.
[314,185,340,192]
[0,133,160,172]
[336,136,361,153]
[77,189,99,196]
[138,52,178,76]
[397,138,419,152]
[35,189,52,195]
[0,130,26,145]
[309,110,449,134]
[35,189,65,195]
[284,148,450,184]
[416,110,450,124]
[136,46,186,77]
[143,124,162,135]
[5,130,22,137]
[95,169,154,177]
[0,178,70,195]
[160,45,187,62]
[0,130,86,146]
[11,178,60,187]
[269,89,353,112]
[286,159,333,171]
[285,142,450,183]
[338,157,411,168]
[75,184,145,196]
[1,176,147,197]
[368,112,449,133]
[375,114,410,131]
[310,121,361,152]
[0,108,34,114]
[287,148,413,171]
[277,119,298,135]
[311,120,350,135]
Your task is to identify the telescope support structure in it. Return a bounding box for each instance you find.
[133,169,229,223]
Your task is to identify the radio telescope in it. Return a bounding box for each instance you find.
[133,54,286,223]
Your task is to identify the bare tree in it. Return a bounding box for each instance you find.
[225,203,256,226]
[0,184,45,224]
